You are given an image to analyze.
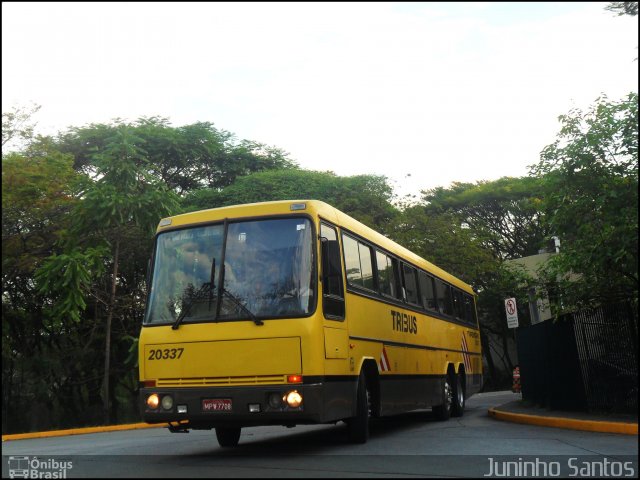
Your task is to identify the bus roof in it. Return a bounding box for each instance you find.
[157,200,474,295]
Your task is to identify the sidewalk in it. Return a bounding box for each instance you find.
[488,396,638,435]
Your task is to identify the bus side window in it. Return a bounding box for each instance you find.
[435,279,453,316]
[320,223,345,320]
[452,288,464,321]
[391,258,403,300]
[463,293,477,325]
[419,271,437,311]
[342,235,360,287]
[359,244,375,291]
[376,250,393,297]
[402,263,420,306]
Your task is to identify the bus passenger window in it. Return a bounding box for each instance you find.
[419,271,437,311]
[359,244,375,291]
[376,250,394,297]
[342,235,375,292]
[391,258,403,300]
[343,235,363,287]
[402,263,419,305]
[435,279,453,316]
[452,288,464,321]
[463,294,477,325]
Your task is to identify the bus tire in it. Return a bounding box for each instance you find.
[347,372,370,443]
[451,372,465,417]
[215,426,241,447]
[433,374,453,421]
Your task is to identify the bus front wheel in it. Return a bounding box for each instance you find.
[347,372,370,443]
[215,426,241,447]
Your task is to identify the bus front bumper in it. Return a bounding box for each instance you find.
[140,382,331,428]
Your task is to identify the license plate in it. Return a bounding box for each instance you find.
[202,398,232,412]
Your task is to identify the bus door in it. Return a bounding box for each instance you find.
[319,222,350,420]
[319,223,348,367]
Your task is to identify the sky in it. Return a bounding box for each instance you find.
[2,2,638,198]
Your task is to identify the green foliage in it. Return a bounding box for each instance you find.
[530,93,638,310]
[385,205,497,286]
[476,262,534,333]
[2,103,41,149]
[56,117,297,194]
[3,110,303,433]
[35,246,108,324]
[2,137,82,311]
[421,177,549,260]
[184,169,398,230]
[12,93,635,428]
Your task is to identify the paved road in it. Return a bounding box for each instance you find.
[2,392,637,477]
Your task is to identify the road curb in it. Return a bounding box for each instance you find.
[488,408,638,435]
[2,422,165,442]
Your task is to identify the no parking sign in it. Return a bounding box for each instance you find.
[505,297,519,328]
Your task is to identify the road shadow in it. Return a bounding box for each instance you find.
[186,409,448,457]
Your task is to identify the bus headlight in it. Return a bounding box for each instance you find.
[284,390,303,408]
[147,393,160,409]
[161,395,174,410]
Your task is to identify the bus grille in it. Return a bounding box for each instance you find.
[156,375,288,387]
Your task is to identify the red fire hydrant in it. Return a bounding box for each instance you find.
[512,366,521,393]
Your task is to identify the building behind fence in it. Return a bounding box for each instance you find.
[517,301,638,413]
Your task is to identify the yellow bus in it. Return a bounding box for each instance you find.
[139,200,482,446]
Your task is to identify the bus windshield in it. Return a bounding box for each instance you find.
[144,217,315,325]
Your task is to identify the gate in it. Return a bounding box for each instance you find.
[517,301,638,413]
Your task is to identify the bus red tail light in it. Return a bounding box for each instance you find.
[287,375,302,384]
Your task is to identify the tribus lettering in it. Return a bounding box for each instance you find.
[391,310,417,334]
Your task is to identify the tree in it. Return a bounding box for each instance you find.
[420,177,549,260]
[399,178,551,388]
[2,136,88,433]
[3,112,302,432]
[37,125,181,424]
[2,103,41,149]
[184,169,398,230]
[55,117,297,195]
[475,262,533,387]
[385,205,496,285]
[605,2,638,16]
[530,93,638,311]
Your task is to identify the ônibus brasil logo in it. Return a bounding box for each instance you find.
[8,456,73,479]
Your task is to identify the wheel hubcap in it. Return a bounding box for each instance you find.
[444,380,452,410]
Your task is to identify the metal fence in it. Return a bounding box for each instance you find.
[517,301,638,413]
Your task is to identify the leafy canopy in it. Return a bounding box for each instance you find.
[530,93,638,309]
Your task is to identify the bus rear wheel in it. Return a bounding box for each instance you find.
[451,372,465,417]
[215,426,241,447]
[433,374,452,421]
[347,372,370,443]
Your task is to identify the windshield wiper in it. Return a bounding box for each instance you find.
[171,281,212,330]
[172,258,217,330]
[221,287,264,326]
